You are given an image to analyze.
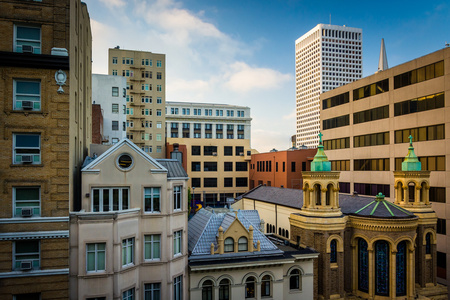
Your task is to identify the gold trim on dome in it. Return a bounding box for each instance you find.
[349,215,418,232]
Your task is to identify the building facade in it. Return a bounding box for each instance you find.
[295,24,362,148]
[70,139,189,300]
[108,48,166,158]
[188,208,318,300]
[249,148,316,189]
[165,102,253,207]
[319,47,450,286]
[92,74,127,145]
[0,0,92,298]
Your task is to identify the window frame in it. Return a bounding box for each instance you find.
[14,240,40,271]
[13,186,40,217]
[173,230,182,256]
[86,243,106,273]
[121,237,135,267]
[173,275,183,300]
[144,283,161,300]
[13,133,41,164]
[224,237,234,252]
[144,234,161,261]
[173,186,182,211]
[91,187,130,212]
[144,187,161,213]
[13,79,41,111]
[14,24,41,54]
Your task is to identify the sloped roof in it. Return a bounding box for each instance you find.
[350,193,415,218]
[237,185,415,218]
[156,159,188,179]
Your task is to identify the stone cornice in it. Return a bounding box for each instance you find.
[349,215,418,232]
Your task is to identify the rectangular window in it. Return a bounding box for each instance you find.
[112,70,118,76]
[112,121,119,131]
[323,115,349,130]
[204,162,217,172]
[144,235,161,261]
[216,110,223,116]
[204,146,217,156]
[330,160,350,171]
[236,162,248,171]
[353,105,389,125]
[437,219,446,235]
[14,80,41,111]
[353,79,389,101]
[86,243,106,272]
[323,92,350,109]
[112,57,118,64]
[156,109,162,116]
[437,251,446,279]
[235,146,244,156]
[173,230,182,256]
[191,162,201,172]
[173,275,183,300]
[157,97,162,104]
[15,25,41,54]
[395,156,445,171]
[112,87,119,97]
[192,178,201,188]
[157,85,162,91]
[224,146,233,156]
[14,240,39,270]
[122,238,134,266]
[13,134,40,164]
[394,124,445,143]
[394,61,444,89]
[111,103,119,113]
[144,187,161,213]
[224,178,233,187]
[354,158,389,171]
[354,183,390,197]
[236,177,248,187]
[323,137,350,150]
[13,187,40,217]
[354,132,389,148]
[192,146,201,155]
[224,162,233,172]
[291,162,296,172]
[283,162,285,172]
[122,288,135,300]
[204,178,218,187]
[394,92,444,116]
[157,72,162,80]
[430,187,446,203]
[144,283,161,300]
[92,188,129,212]
[174,186,182,211]
[157,60,162,67]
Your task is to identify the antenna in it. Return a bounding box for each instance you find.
[445,41,449,47]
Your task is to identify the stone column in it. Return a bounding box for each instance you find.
[321,188,327,208]
[309,189,315,209]
[390,249,397,299]
[415,185,421,205]
[403,187,408,204]
[368,248,374,299]
[408,248,415,299]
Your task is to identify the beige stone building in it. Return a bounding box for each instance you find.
[70,139,189,300]
[166,102,253,209]
[108,48,166,158]
[319,46,450,287]
[0,0,91,299]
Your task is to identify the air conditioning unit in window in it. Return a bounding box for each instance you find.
[212,152,217,156]
[21,155,33,163]
[22,101,33,110]
[22,45,34,53]
[21,207,33,217]
[239,152,244,156]
[20,261,33,270]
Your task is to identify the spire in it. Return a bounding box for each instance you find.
[377,38,388,72]
[401,135,422,171]
[310,132,331,171]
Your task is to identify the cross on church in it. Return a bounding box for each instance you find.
[318,132,323,144]
[409,135,413,145]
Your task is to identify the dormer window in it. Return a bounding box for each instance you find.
[15,25,41,54]
[224,237,234,252]
[238,237,248,251]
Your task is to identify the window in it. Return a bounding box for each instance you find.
[216,110,223,116]
[157,60,162,67]
[174,230,182,256]
[192,178,201,188]
[145,283,161,300]
[354,132,389,148]
[157,121,162,128]
[112,121,119,131]
[353,105,389,124]
[238,237,248,251]
[86,243,106,272]
[235,146,244,156]
[395,156,445,171]
[323,115,349,130]
[291,162,296,172]
[112,70,117,76]
[112,57,118,64]
[224,162,233,171]
[204,178,217,188]
[144,187,160,212]
[219,279,230,300]
[157,109,162,116]
[14,293,41,300]
[204,162,217,172]
[224,146,232,156]
[236,162,248,171]
[13,134,40,164]
[144,235,161,261]
[204,146,217,156]
[122,288,135,300]
[437,251,446,279]
[394,61,444,89]
[430,187,446,203]
[283,162,285,172]
[202,280,213,300]
[156,134,162,141]
[330,239,337,263]
[174,275,183,300]
[126,107,134,115]
[323,92,349,109]
[353,79,389,101]
[224,178,233,187]
[394,124,445,143]
[394,92,444,116]
[289,269,301,290]
[330,160,350,171]
[236,178,247,187]
[92,188,129,212]
[354,159,390,171]
[156,72,162,80]
[354,183,390,197]
[122,238,134,266]
[14,240,39,270]
[15,25,41,54]
[437,219,446,235]
[112,87,119,97]
[174,186,182,210]
[14,80,41,111]
[157,85,162,91]
[14,187,40,217]
[226,110,234,117]
[192,146,201,155]
[245,277,256,298]
[261,275,272,297]
[222,237,234,253]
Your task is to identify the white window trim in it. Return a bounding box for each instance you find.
[173,230,182,257]
[14,24,41,54]
[144,187,161,213]
[91,187,130,212]
[144,234,161,261]
[86,243,106,273]
[13,133,41,164]
[173,186,182,211]
[122,237,134,267]
[13,79,41,111]
[13,186,41,218]
[13,240,40,271]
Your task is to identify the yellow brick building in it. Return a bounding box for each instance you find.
[0,0,91,299]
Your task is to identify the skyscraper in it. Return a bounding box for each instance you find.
[108,48,166,158]
[295,24,362,148]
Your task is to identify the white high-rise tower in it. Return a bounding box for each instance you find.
[295,24,362,148]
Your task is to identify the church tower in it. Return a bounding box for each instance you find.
[290,133,346,300]
[393,136,439,290]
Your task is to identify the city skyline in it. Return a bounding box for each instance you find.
[84,0,450,152]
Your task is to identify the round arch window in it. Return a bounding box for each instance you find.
[117,154,133,170]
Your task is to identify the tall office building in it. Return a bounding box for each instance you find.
[295,24,362,148]
[0,0,92,298]
[108,48,166,158]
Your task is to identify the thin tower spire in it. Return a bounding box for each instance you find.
[377,38,388,72]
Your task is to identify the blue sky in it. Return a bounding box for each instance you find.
[84,0,450,152]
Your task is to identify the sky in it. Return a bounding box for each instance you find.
[83,0,450,153]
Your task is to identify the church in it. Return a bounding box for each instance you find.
[234,135,447,299]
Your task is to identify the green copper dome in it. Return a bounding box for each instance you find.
[402,135,421,171]
[311,132,331,172]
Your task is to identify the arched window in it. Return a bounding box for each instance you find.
[285,230,289,238]
[261,275,272,297]
[396,241,407,296]
[426,233,431,254]
[408,182,415,202]
[245,276,256,298]
[202,280,214,300]
[326,184,333,206]
[358,238,369,293]
[224,237,234,253]
[289,269,301,290]
[266,223,270,233]
[278,228,281,235]
[282,229,285,237]
[238,237,248,251]
[375,240,390,296]
[314,184,321,205]
[219,278,230,300]
[330,239,337,263]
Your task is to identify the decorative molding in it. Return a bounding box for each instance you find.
[0,217,68,224]
[349,216,418,232]
[0,268,69,279]
[0,230,69,241]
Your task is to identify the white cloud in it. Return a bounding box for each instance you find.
[224,62,292,93]
[99,0,125,8]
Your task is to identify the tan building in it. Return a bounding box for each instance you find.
[319,46,450,287]
[166,102,253,208]
[108,48,166,158]
[0,0,91,299]
[70,139,189,299]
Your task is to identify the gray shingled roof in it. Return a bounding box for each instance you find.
[188,209,279,256]
[237,185,415,218]
[155,159,188,179]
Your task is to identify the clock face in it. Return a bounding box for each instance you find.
[57,73,65,81]
[55,70,66,83]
